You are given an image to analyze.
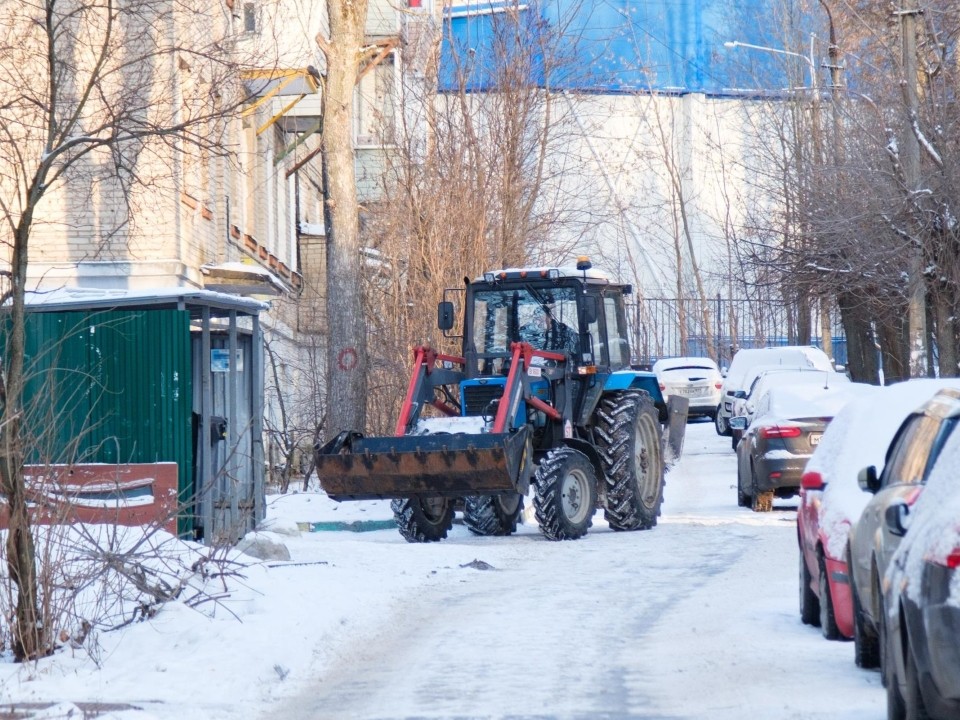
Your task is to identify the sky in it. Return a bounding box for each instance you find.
[0,420,903,720]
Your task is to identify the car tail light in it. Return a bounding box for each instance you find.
[759,425,802,439]
[714,381,722,389]
[926,546,960,569]
[801,471,825,491]
[659,383,666,391]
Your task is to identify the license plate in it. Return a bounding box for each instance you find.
[810,434,822,446]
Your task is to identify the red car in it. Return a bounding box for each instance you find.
[797,380,960,646]
[798,386,881,639]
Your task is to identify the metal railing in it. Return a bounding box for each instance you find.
[629,295,847,370]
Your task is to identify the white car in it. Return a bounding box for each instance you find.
[715,346,835,436]
[729,367,851,448]
[652,356,723,420]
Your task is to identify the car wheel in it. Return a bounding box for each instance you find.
[737,471,750,508]
[715,408,731,436]
[879,590,906,720]
[818,554,841,640]
[887,665,907,720]
[853,581,880,668]
[799,545,820,626]
[904,638,932,720]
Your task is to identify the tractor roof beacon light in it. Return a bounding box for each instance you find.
[576,256,592,289]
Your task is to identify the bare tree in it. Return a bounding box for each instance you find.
[314,0,397,440]
[358,1,594,430]
[0,0,269,660]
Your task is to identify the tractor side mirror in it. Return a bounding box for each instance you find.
[438,301,454,331]
[582,296,598,325]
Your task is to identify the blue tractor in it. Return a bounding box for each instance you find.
[316,258,687,542]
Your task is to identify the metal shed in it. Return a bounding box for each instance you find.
[20,288,268,543]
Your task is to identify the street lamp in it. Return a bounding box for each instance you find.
[724,36,819,93]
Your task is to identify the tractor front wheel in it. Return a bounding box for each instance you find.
[595,391,664,530]
[533,447,597,540]
[464,493,523,536]
[391,496,455,543]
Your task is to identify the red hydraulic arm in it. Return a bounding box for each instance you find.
[394,345,466,436]
[491,342,566,432]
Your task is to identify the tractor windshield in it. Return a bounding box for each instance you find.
[472,285,580,358]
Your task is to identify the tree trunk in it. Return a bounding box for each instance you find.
[2,222,42,660]
[837,292,879,384]
[322,0,370,439]
[878,312,910,384]
[934,288,958,377]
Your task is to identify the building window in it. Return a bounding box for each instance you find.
[355,53,395,146]
[243,3,257,33]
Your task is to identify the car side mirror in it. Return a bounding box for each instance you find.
[438,301,454,331]
[729,416,747,431]
[857,465,881,494]
[801,471,825,491]
[733,390,747,399]
[884,502,909,537]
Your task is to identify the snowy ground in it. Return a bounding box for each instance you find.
[0,421,886,719]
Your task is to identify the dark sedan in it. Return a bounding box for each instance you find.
[884,416,960,720]
[732,383,871,512]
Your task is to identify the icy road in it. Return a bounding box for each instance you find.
[264,420,886,720]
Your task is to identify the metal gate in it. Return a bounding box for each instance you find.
[629,296,847,370]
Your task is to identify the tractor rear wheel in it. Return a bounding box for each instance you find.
[464,493,523,536]
[533,447,597,540]
[595,391,664,530]
[391,496,455,543]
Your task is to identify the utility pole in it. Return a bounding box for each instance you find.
[899,4,927,377]
[819,0,841,364]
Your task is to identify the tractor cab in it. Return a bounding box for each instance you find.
[441,260,634,380]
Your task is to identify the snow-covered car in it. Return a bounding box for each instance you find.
[730,367,849,450]
[715,346,835,436]
[796,380,958,657]
[732,381,871,512]
[652,356,722,420]
[883,405,960,719]
[848,385,960,680]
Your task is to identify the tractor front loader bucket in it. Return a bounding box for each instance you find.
[663,395,689,467]
[315,427,530,501]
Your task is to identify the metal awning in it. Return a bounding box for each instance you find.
[200,262,287,297]
[241,67,322,137]
[23,286,269,318]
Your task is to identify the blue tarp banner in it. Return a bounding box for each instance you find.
[439,0,814,96]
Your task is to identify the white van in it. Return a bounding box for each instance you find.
[715,346,835,436]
